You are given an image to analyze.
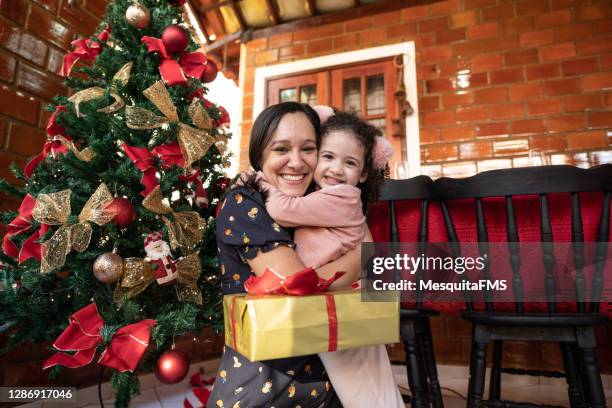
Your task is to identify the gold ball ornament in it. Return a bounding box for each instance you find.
[125,2,150,29]
[93,252,124,283]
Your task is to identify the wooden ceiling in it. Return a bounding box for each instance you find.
[187,0,417,81]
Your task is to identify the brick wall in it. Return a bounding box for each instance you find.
[239,0,612,372]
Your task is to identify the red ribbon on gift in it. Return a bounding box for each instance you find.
[61,25,110,77]
[1,194,49,263]
[244,267,345,296]
[190,89,230,127]
[141,36,208,87]
[325,294,338,352]
[43,303,156,373]
[25,106,70,177]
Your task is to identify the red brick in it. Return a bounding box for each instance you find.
[333,33,359,51]
[525,63,560,80]
[519,29,554,48]
[567,130,607,150]
[46,46,64,75]
[605,91,612,108]
[505,49,539,66]
[452,36,517,58]
[32,0,57,13]
[442,92,473,108]
[245,38,267,52]
[59,3,99,35]
[547,115,586,132]
[564,94,603,112]
[540,43,576,62]
[419,96,439,111]
[482,5,514,22]
[582,73,612,92]
[420,128,440,144]
[436,28,466,45]
[527,99,561,116]
[467,22,499,40]
[83,0,107,16]
[576,37,612,56]
[269,33,292,49]
[535,9,572,28]
[255,49,279,65]
[418,64,438,80]
[476,122,509,137]
[27,5,75,49]
[345,16,372,32]
[490,68,523,85]
[457,106,489,122]
[279,44,304,59]
[503,16,534,35]
[450,11,478,29]
[470,72,489,87]
[530,134,566,151]
[424,144,458,162]
[475,87,508,104]
[490,102,524,120]
[516,1,550,16]
[471,54,503,73]
[493,138,529,155]
[601,54,612,71]
[561,57,599,77]
[424,110,455,126]
[441,125,475,142]
[459,141,492,159]
[422,45,452,62]
[593,19,612,35]
[419,17,449,33]
[17,63,66,101]
[555,22,592,42]
[438,61,470,76]
[512,119,546,135]
[431,0,461,16]
[415,32,436,48]
[575,3,612,21]
[509,82,542,101]
[0,50,16,82]
[401,5,429,22]
[543,78,581,96]
[386,23,417,40]
[359,27,386,46]
[0,26,47,67]
[1,0,27,25]
[0,85,40,124]
[7,122,45,157]
[464,0,496,8]
[372,11,400,26]
[426,78,454,93]
[588,111,612,128]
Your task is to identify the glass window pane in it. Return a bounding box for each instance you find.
[367,118,386,137]
[366,75,385,115]
[300,85,317,106]
[343,78,361,114]
[280,88,297,103]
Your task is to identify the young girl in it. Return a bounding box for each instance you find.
[256,108,404,408]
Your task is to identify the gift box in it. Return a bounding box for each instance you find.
[223,290,399,361]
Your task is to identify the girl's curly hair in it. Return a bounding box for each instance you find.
[321,111,385,212]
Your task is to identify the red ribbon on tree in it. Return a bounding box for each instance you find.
[180,168,208,209]
[190,89,230,127]
[141,36,208,87]
[25,106,70,177]
[244,267,345,296]
[61,25,110,77]
[1,194,49,263]
[43,303,156,373]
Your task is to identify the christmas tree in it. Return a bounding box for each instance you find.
[0,0,230,405]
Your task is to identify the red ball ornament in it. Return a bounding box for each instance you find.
[201,60,218,83]
[213,177,231,198]
[161,25,189,54]
[154,349,189,384]
[106,197,136,228]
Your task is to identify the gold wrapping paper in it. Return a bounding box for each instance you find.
[223,291,399,362]
[32,184,114,273]
[125,80,218,166]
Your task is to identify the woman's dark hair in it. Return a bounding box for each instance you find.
[321,111,385,212]
[249,102,321,171]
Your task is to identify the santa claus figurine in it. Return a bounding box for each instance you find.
[144,232,178,286]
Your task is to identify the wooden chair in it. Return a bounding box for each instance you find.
[432,165,612,408]
[369,175,444,408]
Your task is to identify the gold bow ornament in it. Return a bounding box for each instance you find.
[113,252,202,306]
[142,186,205,253]
[125,80,219,167]
[32,184,115,274]
[68,62,133,117]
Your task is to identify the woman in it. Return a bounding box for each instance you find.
[208,102,367,407]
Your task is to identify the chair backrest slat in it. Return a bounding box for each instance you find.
[416,200,429,307]
[475,198,493,311]
[592,192,611,313]
[505,196,524,312]
[540,194,556,313]
[571,193,587,312]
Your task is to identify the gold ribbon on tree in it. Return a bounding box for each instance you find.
[32,184,115,273]
[125,80,217,167]
[54,135,96,162]
[68,62,133,117]
[113,253,202,306]
[142,186,205,253]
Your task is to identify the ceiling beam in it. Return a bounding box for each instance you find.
[197,0,233,14]
[230,0,247,31]
[264,0,280,24]
[305,0,317,16]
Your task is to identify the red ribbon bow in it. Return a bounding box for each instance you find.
[122,143,186,196]
[61,25,110,77]
[180,168,208,209]
[244,267,345,296]
[190,89,230,127]
[1,194,49,263]
[25,106,70,177]
[43,303,156,373]
[141,36,208,87]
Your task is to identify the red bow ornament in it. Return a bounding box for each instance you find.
[25,106,68,177]
[190,89,230,127]
[141,36,209,87]
[43,303,156,373]
[61,25,110,77]
[180,168,208,209]
[1,194,49,263]
[244,267,345,296]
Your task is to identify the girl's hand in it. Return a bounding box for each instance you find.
[232,166,256,188]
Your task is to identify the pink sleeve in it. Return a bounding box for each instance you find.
[265,185,364,228]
